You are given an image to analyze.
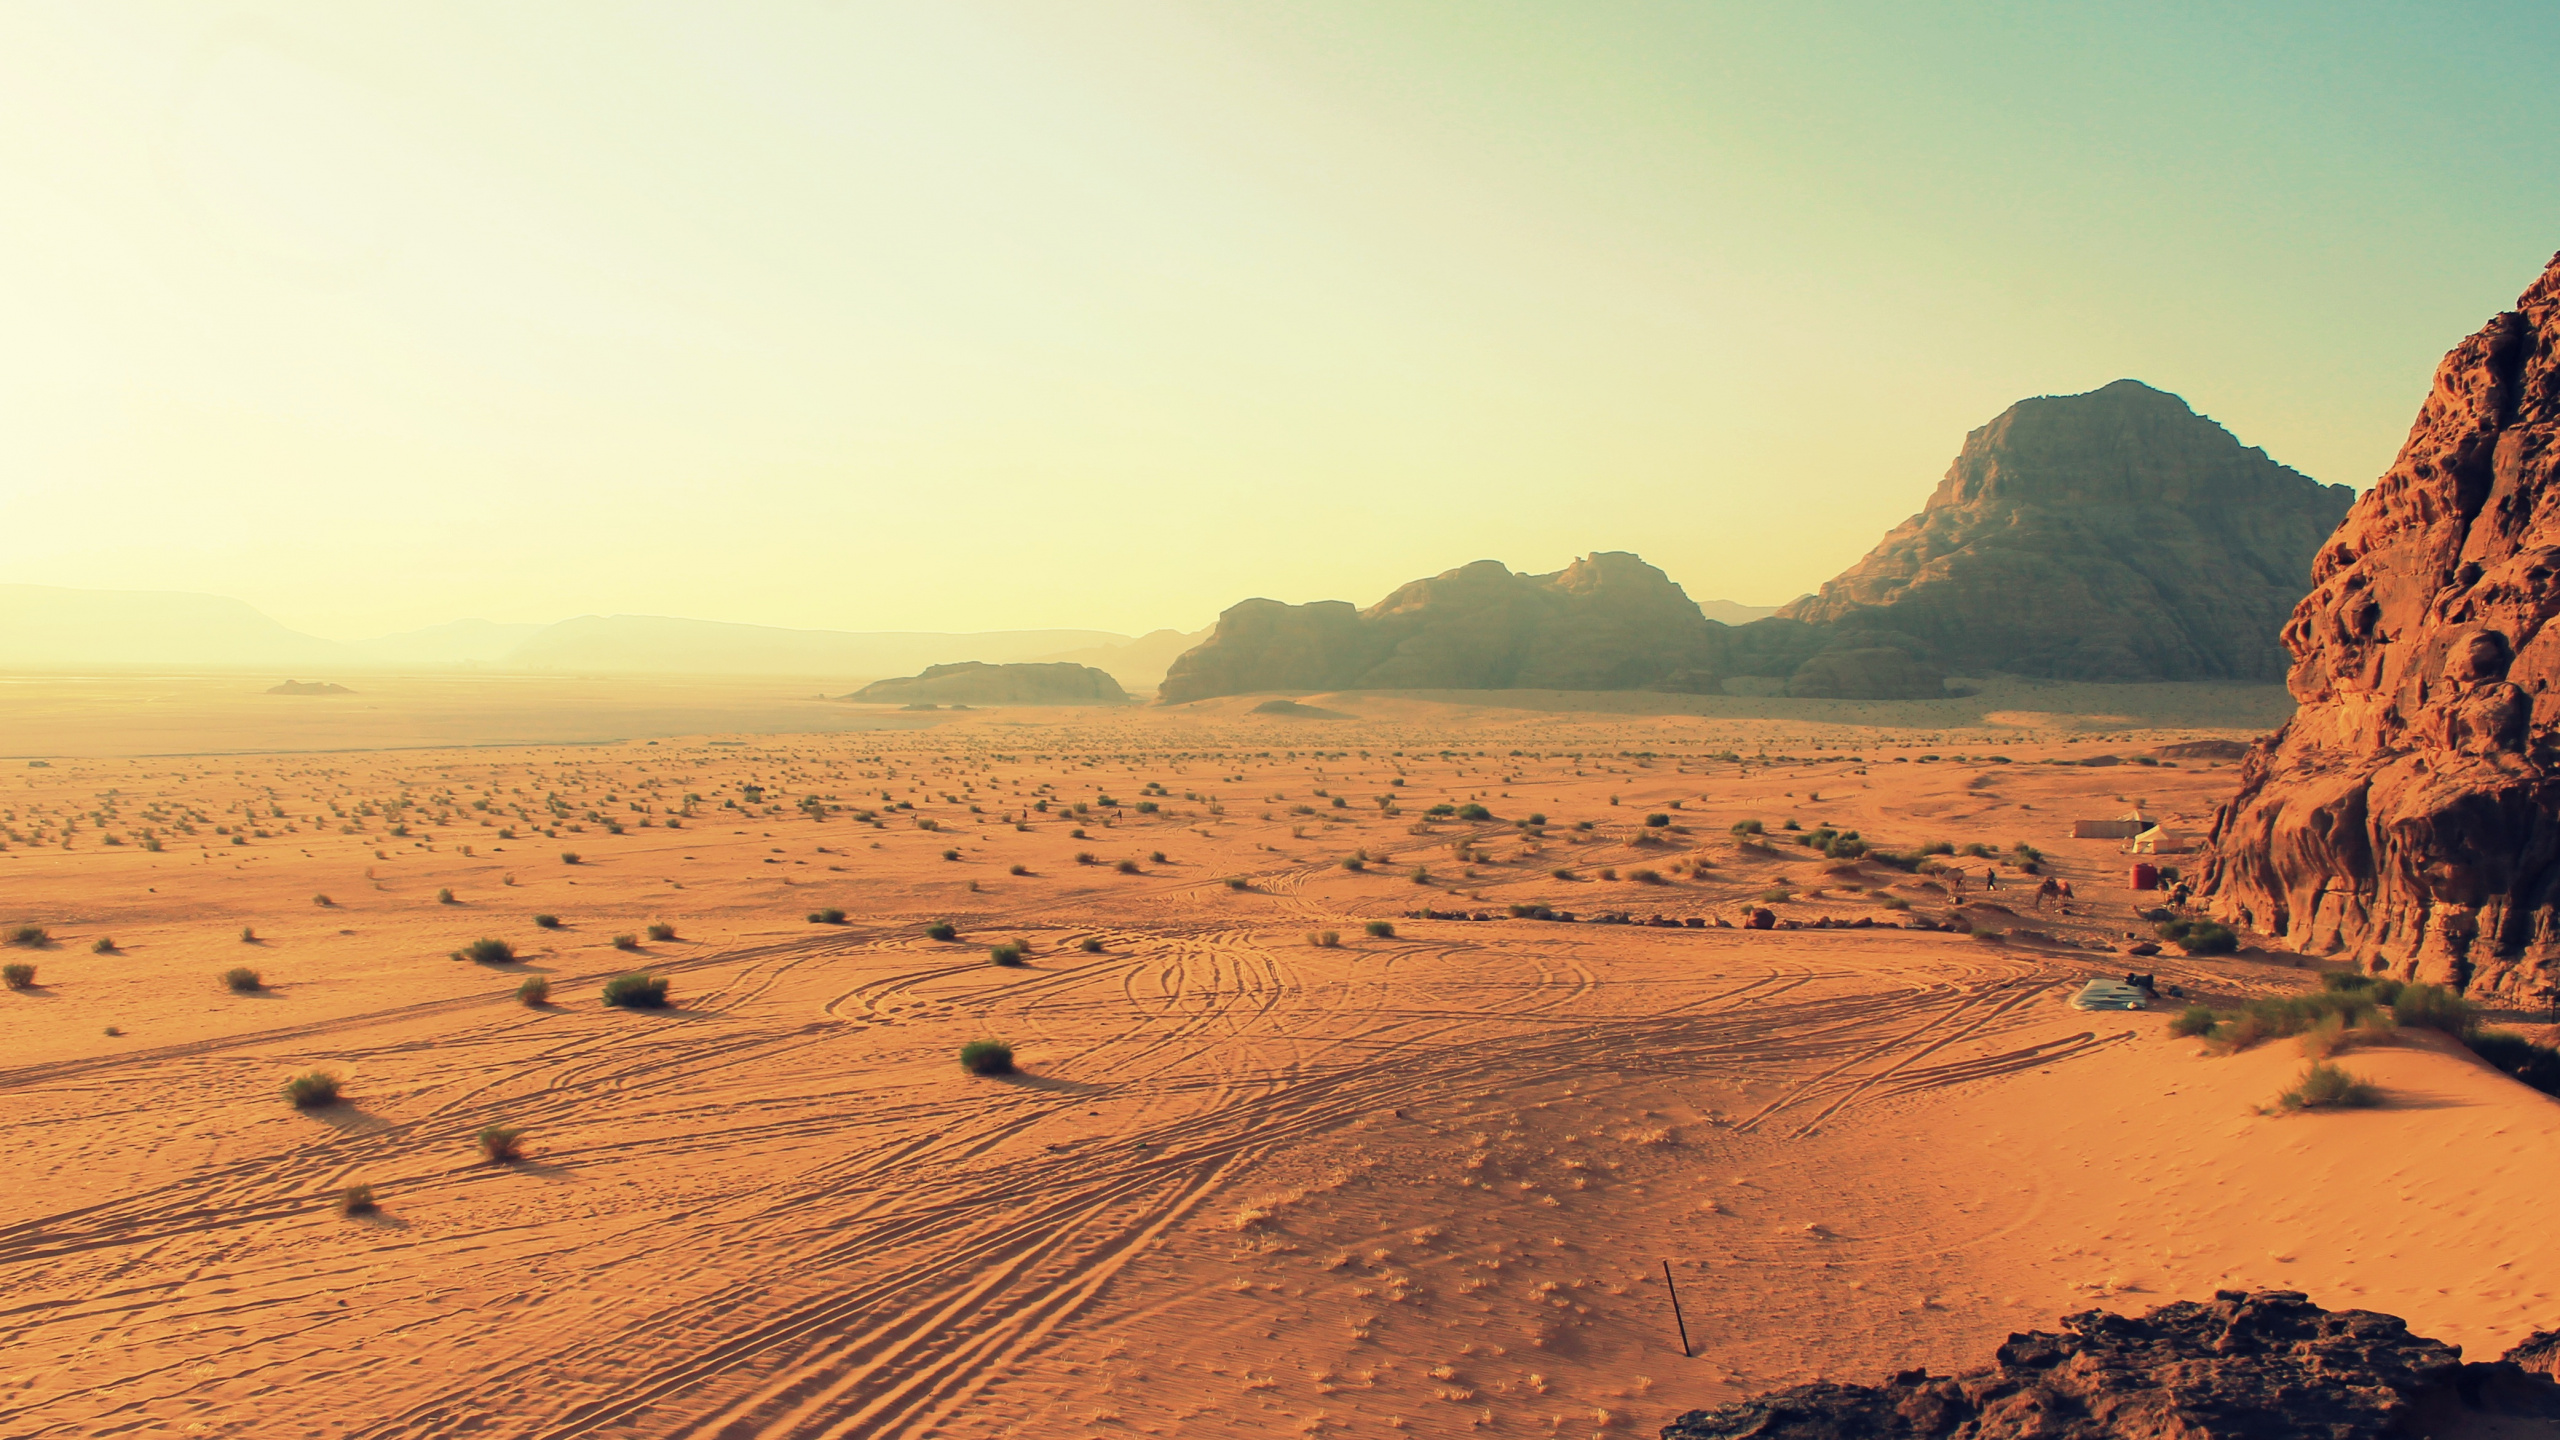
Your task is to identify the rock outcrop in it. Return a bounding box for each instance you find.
[1782,380,2353,683]
[1157,554,1943,704]
[1660,1289,2560,1440]
[2203,254,2560,997]
[845,661,1127,706]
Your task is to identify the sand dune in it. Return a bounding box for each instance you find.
[2,701,2549,1437]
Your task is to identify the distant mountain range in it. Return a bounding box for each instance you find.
[0,585,1196,688]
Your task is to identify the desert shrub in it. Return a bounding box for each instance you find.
[478,1125,527,1163]
[1457,804,1493,821]
[239,926,258,944]
[1758,887,1793,903]
[1150,850,1168,864]
[2322,972,2372,993]
[2279,1061,2380,1111]
[283,1070,342,1109]
[1340,856,1366,872]
[1080,937,1104,953]
[809,908,847,924]
[1409,867,1431,884]
[517,975,550,1006]
[612,933,640,951]
[1919,841,1955,856]
[600,972,670,1009]
[2368,977,2406,1005]
[2169,1004,2217,1038]
[560,851,581,865]
[1010,864,1030,876]
[926,920,957,941]
[1598,867,1620,881]
[2469,1029,2560,1096]
[222,966,263,993]
[941,848,960,861]
[1551,867,1576,881]
[336,1183,377,1217]
[2299,1011,2352,1059]
[1365,920,1395,939]
[1309,930,1341,948]
[1644,813,1671,828]
[1959,842,1994,858]
[990,942,1026,966]
[458,937,516,965]
[1116,858,1140,874]
[1730,819,1764,836]
[1969,927,2005,942]
[1075,851,1097,866]
[314,894,333,908]
[1226,876,1249,890]
[646,922,676,942]
[2,962,33,989]
[1630,868,1667,885]
[1879,896,1911,911]
[534,913,562,929]
[6,925,49,948]
[2393,982,2474,1034]
[91,936,117,953]
[436,888,456,905]
[960,1039,1015,1075]
[2155,918,2238,955]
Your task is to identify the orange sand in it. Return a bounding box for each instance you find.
[2,693,2551,1438]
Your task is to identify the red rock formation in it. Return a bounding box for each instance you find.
[2205,252,2560,996]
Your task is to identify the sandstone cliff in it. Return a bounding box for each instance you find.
[2204,253,2560,997]
[1783,380,2353,682]
[846,661,1127,706]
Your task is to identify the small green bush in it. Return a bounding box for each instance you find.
[1340,856,1366,872]
[990,942,1026,966]
[91,937,116,954]
[1116,858,1141,874]
[2,962,33,989]
[646,922,676,942]
[534,913,562,929]
[1729,819,1764,836]
[1080,936,1104,953]
[1644,813,1670,828]
[1010,864,1030,876]
[1879,896,1911,911]
[222,966,263,993]
[517,975,550,1006]
[942,848,959,861]
[2155,918,2239,955]
[600,972,670,1009]
[960,1039,1015,1075]
[2280,1061,2380,1111]
[1364,920,1395,939]
[1226,876,1250,890]
[436,888,456,905]
[926,920,957,941]
[2393,982,2474,1034]
[2169,1004,2216,1038]
[457,937,516,965]
[560,851,581,865]
[1309,930,1341,948]
[1457,804,1493,821]
[336,1183,377,1217]
[283,1070,342,1109]
[239,926,258,944]
[478,1125,527,1163]
[1758,887,1793,903]
[612,933,640,951]
[6,925,49,948]
[810,908,848,925]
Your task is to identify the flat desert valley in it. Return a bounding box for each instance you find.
[5,684,2554,1439]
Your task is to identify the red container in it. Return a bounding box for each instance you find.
[2129,863,2160,891]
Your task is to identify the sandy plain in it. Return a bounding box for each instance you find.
[3,682,2555,1439]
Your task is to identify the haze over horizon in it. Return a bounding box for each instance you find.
[6,2,2558,642]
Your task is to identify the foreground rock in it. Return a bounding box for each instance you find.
[2204,252,2560,999]
[1782,380,2353,684]
[845,661,1127,706]
[1661,1289,2560,1439]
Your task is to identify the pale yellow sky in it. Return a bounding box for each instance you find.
[2,2,2554,640]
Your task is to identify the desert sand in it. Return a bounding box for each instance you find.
[3,686,2552,1438]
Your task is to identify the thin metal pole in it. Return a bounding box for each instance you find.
[1663,1260,1692,1357]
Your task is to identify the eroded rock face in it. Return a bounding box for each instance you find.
[2204,253,2560,997]
[1659,1290,2549,1440]
[1782,380,2353,683]
[845,661,1128,706]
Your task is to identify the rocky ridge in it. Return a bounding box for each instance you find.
[1660,1289,2560,1440]
[2203,252,2560,998]
[845,661,1128,706]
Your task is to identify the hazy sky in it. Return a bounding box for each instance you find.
[5,3,2556,641]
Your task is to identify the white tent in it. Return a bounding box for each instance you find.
[2130,824,2190,854]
